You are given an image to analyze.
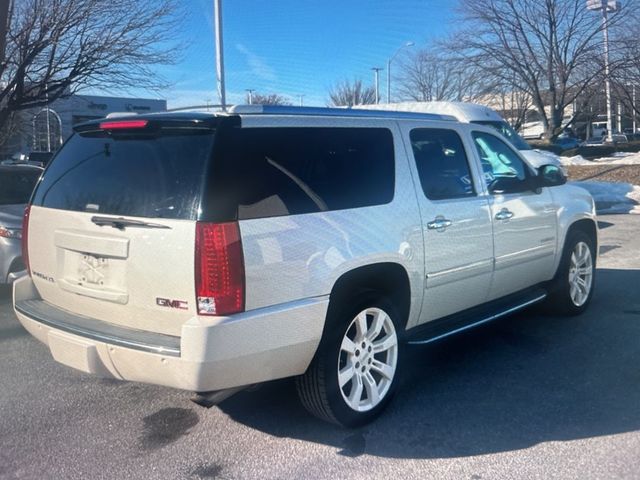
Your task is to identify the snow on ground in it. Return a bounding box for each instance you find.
[571,181,640,215]
[560,151,640,166]
[560,151,640,213]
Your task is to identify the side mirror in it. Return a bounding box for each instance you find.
[533,164,566,189]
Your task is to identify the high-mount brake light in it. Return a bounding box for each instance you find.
[99,119,149,130]
[195,222,245,316]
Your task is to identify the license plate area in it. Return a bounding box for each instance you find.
[54,229,130,304]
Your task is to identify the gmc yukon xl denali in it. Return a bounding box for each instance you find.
[14,106,597,426]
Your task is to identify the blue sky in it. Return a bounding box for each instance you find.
[152,0,457,108]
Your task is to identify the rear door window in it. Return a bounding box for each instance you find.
[206,127,395,221]
[409,128,475,200]
[32,128,215,220]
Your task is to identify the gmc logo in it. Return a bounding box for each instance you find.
[156,298,188,310]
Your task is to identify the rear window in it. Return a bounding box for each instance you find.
[32,128,215,220]
[0,169,41,205]
[204,127,395,221]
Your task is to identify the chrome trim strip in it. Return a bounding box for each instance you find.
[407,294,546,345]
[427,259,494,279]
[15,300,181,357]
[494,245,555,270]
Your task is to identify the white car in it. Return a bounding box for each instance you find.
[356,101,563,170]
[14,106,597,427]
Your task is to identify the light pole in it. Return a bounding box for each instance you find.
[631,83,637,133]
[371,67,383,104]
[587,0,619,143]
[214,0,226,110]
[297,94,305,106]
[386,41,414,103]
[245,89,254,104]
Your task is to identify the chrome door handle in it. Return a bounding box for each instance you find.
[495,208,514,221]
[427,216,452,231]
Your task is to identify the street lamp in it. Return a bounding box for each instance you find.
[371,67,383,104]
[245,89,254,104]
[387,41,414,103]
[587,0,619,143]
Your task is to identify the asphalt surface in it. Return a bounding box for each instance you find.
[1,214,640,480]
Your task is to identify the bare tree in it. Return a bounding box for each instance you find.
[245,92,291,105]
[450,0,638,139]
[0,0,180,141]
[328,78,375,107]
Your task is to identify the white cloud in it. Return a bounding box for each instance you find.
[235,43,277,82]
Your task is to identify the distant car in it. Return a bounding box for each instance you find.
[0,165,42,284]
[553,136,580,151]
[27,151,54,167]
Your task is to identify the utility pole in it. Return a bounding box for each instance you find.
[587,0,619,143]
[214,0,226,110]
[634,84,637,133]
[371,67,383,104]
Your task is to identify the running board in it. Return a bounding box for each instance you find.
[407,288,547,346]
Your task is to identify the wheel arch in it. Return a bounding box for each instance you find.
[326,262,412,332]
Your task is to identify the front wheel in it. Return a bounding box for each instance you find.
[546,230,596,315]
[296,298,402,427]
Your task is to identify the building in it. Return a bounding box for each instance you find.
[3,93,167,158]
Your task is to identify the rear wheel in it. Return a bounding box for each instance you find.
[296,297,402,427]
[546,230,595,315]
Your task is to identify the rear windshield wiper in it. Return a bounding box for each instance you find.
[91,216,171,230]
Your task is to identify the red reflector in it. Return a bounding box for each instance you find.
[195,222,245,316]
[99,119,149,130]
[22,205,31,276]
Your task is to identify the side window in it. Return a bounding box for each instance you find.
[472,131,531,193]
[409,128,475,201]
[210,127,395,221]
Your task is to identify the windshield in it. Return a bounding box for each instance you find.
[472,120,532,151]
[0,169,41,205]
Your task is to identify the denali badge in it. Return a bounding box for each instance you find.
[156,298,188,310]
[32,271,55,283]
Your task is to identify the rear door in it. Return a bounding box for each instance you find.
[401,124,494,323]
[28,118,216,336]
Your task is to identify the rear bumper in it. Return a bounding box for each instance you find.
[13,276,328,392]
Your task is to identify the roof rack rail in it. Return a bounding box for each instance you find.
[229,104,457,121]
[165,104,228,113]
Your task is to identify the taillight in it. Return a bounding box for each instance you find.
[195,222,245,316]
[22,205,31,276]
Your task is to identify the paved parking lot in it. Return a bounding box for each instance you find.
[1,214,639,480]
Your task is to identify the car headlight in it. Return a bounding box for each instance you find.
[0,226,22,239]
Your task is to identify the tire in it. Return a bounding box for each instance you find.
[296,296,403,427]
[545,230,596,316]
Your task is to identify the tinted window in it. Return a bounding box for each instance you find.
[206,127,394,221]
[409,128,475,201]
[0,169,41,205]
[472,131,531,193]
[32,129,214,220]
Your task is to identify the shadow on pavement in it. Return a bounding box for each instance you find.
[218,268,640,458]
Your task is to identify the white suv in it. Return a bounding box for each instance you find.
[14,106,597,427]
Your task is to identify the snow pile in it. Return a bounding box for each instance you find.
[572,181,640,214]
[560,155,592,165]
[560,151,640,165]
